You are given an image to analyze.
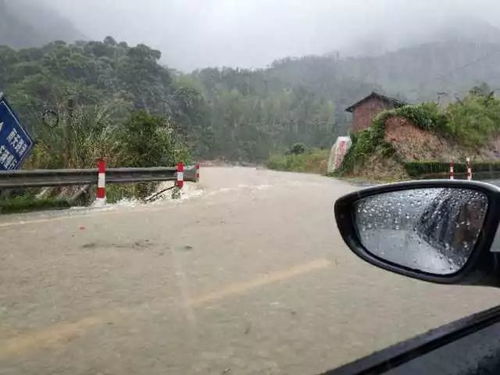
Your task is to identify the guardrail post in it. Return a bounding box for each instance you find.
[176,162,184,188]
[95,158,106,206]
[466,157,472,181]
[172,162,184,199]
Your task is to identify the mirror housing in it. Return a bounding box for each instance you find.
[335,180,500,285]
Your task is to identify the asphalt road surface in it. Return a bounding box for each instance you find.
[1,167,500,375]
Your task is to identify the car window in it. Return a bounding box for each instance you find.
[2,1,500,374]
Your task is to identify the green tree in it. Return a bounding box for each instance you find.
[446,93,500,146]
[118,111,190,168]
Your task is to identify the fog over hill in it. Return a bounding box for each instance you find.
[0,0,84,48]
[40,0,500,71]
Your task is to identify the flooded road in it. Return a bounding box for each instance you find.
[1,167,500,374]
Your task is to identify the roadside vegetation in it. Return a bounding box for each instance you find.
[1,38,339,167]
[0,195,70,214]
[1,39,194,206]
[404,161,500,179]
[266,143,329,174]
[339,84,500,179]
[3,39,193,171]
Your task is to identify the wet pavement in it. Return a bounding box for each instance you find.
[1,167,500,374]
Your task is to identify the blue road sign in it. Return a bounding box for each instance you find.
[0,93,34,170]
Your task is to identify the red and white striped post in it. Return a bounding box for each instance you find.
[195,163,200,182]
[466,157,472,181]
[176,162,184,189]
[95,158,106,206]
[449,160,454,180]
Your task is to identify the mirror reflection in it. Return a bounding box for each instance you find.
[354,188,488,275]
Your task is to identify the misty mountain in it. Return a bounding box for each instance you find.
[432,17,500,44]
[267,40,500,105]
[340,17,500,59]
[190,36,500,155]
[188,15,500,132]
[0,0,84,48]
[341,42,500,102]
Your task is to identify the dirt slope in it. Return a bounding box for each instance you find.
[384,116,464,161]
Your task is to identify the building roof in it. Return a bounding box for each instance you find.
[345,92,406,112]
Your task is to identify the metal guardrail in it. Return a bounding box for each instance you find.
[0,166,198,188]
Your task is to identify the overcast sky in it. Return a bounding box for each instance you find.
[46,0,500,71]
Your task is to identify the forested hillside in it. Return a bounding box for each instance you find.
[0,39,352,163]
[0,39,197,170]
[189,67,347,160]
[4,37,500,163]
[187,39,500,160]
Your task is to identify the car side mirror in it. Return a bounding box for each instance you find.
[335,181,500,285]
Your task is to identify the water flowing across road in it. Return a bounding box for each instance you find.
[1,167,500,374]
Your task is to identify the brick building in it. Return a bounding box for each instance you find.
[346,92,405,133]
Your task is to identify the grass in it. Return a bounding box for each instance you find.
[266,148,329,174]
[0,195,71,214]
[0,182,167,215]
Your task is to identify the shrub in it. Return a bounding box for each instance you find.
[118,111,191,168]
[445,95,500,147]
[20,108,192,207]
[288,143,306,155]
[339,113,394,174]
[404,161,500,178]
[266,148,329,174]
[24,101,126,169]
[395,103,447,132]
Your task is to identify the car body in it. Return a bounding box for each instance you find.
[328,180,500,374]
